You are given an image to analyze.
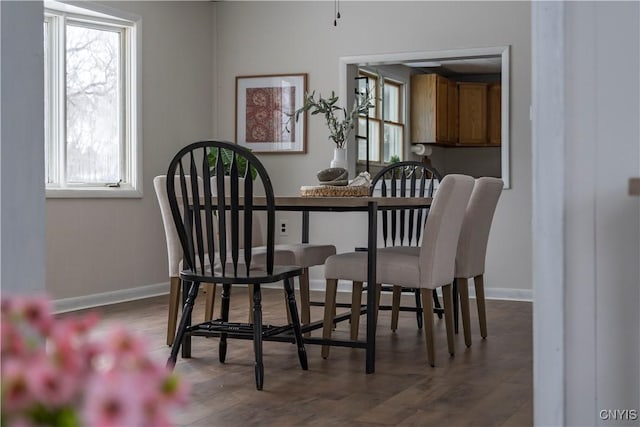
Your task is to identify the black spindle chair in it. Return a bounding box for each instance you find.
[370,161,443,330]
[166,141,307,390]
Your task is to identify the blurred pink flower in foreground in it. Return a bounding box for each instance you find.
[1,295,188,427]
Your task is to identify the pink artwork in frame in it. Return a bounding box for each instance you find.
[236,74,307,153]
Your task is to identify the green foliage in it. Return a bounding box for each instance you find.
[288,80,377,149]
[389,155,401,164]
[207,148,257,180]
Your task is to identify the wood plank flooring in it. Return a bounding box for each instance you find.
[77,286,532,426]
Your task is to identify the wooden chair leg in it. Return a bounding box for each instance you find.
[219,284,231,363]
[457,278,472,347]
[322,279,338,359]
[420,288,435,366]
[299,268,311,336]
[442,284,455,357]
[204,283,217,322]
[167,277,181,346]
[391,285,402,332]
[474,274,488,338]
[350,281,363,340]
[374,283,382,326]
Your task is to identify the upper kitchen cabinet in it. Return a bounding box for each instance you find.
[410,74,452,144]
[458,82,488,145]
[487,83,502,145]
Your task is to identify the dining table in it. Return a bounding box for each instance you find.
[192,194,432,374]
[271,195,433,374]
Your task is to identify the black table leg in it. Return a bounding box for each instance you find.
[365,201,378,374]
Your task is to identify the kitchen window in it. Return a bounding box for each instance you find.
[357,71,404,165]
[44,1,141,197]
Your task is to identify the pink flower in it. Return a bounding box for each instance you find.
[15,296,53,335]
[1,359,33,412]
[27,357,77,407]
[82,372,144,427]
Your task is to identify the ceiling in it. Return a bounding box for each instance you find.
[404,56,502,76]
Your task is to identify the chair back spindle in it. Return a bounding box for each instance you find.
[370,161,442,248]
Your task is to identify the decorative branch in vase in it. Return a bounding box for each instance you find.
[287,81,376,173]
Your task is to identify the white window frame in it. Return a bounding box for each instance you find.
[44,1,142,198]
[357,71,405,166]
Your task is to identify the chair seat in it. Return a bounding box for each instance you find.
[325,250,421,288]
[180,264,303,285]
[178,248,297,272]
[274,243,336,267]
[378,246,420,256]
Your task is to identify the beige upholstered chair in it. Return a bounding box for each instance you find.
[154,176,214,346]
[322,174,474,366]
[454,177,503,348]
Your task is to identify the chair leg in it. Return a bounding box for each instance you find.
[350,281,363,340]
[432,289,443,320]
[167,280,199,367]
[219,283,231,363]
[299,268,311,337]
[457,278,472,348]
[442,284,455,357]
[252,284,264,390]
[204,283,217,322]
[247,284,254,324]
[322,279,338,359]
[453,278,459,333]
[284,277,308,371]
[391,285,401,332]
[474,274,488,338]
[282,287,293,324]
[413,289,423,327]
[167,277,181,346]
[374,283,382,326]
[420,288,435,367]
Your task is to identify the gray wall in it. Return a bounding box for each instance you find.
[213,1,532,294]
[45,1,214,299]
[1,1,46,295]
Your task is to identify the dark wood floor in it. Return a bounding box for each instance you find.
[82,286,532,426]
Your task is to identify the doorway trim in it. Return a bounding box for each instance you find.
[339,45,511,188]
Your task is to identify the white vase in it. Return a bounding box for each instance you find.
[330,147,347,169]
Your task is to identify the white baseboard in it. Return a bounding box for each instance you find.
[307,279,532,302]
[53,282,170,313]
[53,278,532,314]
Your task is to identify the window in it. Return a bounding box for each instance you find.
[357,71,404,166]
[44,1,140,197]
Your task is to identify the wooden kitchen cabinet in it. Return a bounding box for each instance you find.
[458,82,488,145]
[410,74,451,144]
[487,83,502,145]
[448,80,459,144]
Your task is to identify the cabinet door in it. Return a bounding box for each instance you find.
[410,74,450,144]
[458,82,488,145]
[448,80,459,144]
[487,84,501,145]
[435,76,449,142]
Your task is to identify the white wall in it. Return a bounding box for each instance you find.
[533,1,640,424]
[1,1,46,295]
[45,1,214,299]
[213,1,532,295]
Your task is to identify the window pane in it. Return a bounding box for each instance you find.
[44,20,51,184]
[384,84,400,122]
[357,117,380,162]
[358,74,377,118]
[383,123,403,162]
[66,24,120,183]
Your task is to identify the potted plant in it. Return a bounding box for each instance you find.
[289,85,375,169]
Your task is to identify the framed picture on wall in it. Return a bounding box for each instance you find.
[235,73,307,154]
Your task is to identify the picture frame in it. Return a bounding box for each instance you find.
[235,73,307,154]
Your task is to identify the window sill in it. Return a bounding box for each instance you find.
[46,187,143,199]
